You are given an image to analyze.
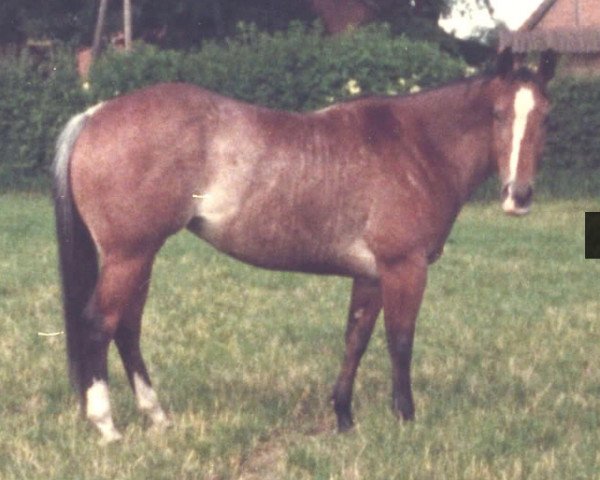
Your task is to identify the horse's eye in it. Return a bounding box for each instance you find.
[493,109,507,122]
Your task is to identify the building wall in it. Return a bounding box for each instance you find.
[532,0,600,75]
[538,0,600,29]
[579,0,600,28]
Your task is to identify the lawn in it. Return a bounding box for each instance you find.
[0,191,598,479]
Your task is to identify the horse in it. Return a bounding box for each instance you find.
[53,48,556,443]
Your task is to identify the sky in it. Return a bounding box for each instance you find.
[439,0,545,38]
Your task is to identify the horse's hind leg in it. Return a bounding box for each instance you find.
[332,277,382,432]
[81,250,158,443]
[113,263,170,429]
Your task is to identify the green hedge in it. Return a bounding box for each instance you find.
[89,23,467,110]
[1,23,598,189]
[0,50,86,184]
[546,78,600,170]
[1,23,468,181]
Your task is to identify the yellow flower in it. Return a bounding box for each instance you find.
[345,79,361,96]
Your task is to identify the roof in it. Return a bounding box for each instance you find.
[519,0,558,31]
[499,27,600,53]
[498,0,600,53]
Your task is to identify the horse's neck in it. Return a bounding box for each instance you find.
[408,79,495,204]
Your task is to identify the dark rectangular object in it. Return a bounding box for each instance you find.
[585,212,600,259]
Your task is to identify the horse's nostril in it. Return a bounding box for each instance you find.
[512,184,533,207]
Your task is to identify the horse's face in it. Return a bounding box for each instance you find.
[491,49,556,216]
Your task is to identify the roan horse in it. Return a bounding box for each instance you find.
[53,48,556,442]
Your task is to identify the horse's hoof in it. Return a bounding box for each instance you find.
[336,415,355,433]
[149,417,173,433]
[98,429,123,445]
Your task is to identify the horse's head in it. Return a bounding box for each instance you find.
[491,48,557,216]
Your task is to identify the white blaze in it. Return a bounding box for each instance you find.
[508,87,536,183]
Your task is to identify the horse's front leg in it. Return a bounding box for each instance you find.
[332,277,382,432]
[378,252,427,421]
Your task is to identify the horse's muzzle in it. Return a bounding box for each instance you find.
[501,182,533,216]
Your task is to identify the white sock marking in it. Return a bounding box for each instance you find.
[133,373,169,426]
[508,87,536,183]
[86,379,122,443]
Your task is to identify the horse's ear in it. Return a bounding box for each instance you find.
[496,47,514,77]
[539,49,558,83]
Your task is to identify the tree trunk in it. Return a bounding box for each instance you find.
[123,0,132,51]
[91,0,109,60]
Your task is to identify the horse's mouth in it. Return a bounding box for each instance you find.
[501,183,532,216]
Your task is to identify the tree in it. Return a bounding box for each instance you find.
[91,0,109,60]
[0,0,495,60]
[124,0,132,51]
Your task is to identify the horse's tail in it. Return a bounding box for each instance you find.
[53,107,99,396]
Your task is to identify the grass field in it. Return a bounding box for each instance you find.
[0,191,599,479]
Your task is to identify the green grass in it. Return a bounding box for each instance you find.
[0,191,599,479]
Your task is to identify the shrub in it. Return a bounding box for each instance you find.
[89,45,185,100]
[545,77,600,170]
[0,54,45,171]
[0,49,85,182]
[89,23,468,111]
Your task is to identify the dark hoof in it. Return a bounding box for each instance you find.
[401,411,415,422]
[336,415,354,433]
[392,397,415,422]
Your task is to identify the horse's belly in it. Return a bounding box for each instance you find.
[188,194,378,278]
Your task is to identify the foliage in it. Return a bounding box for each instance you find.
[1,0,96,45]
[90,23,467,111]
[89,44,185,98]
[546,77,600,170]
[1,0,490,61]
[0,54,44,172]
[134,0,317,48]
[0,50,86,183]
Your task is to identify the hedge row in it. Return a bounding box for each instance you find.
[89,23,467,110]
[0,23,598,187]
[546,77,600,170]
[0,49,86,178]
